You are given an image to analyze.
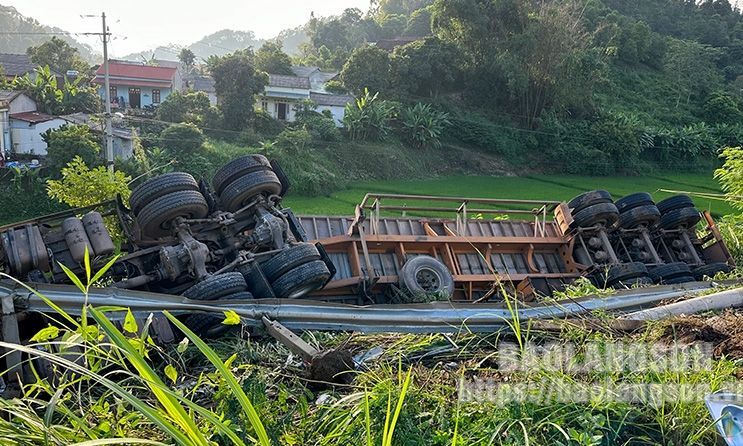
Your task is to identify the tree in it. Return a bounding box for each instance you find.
[404,7,433,36]
[664,38,724,107]
[209,50,269,131]
[26,37,90,75]
[389,37,463,99]
[255,41,294,75]
[42,124,101,177]
[341,45,391,97]
[157,90,214,125]
[432,0,605,127]
[178,48,196,73]
[159,123,205,160]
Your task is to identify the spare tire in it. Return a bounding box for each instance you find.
[614,192,655,214]
[568,190,613,214]
[399,255,455,299]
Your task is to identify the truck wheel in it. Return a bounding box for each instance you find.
[595,262,648,287]
[212,154,273,196]
[568,190,613,214]
[219,170,282,212]
[260,243,321,282]
[181,291,253,338]
[183,272,247,300]
[399,256,455,299]
[648,262,691,284]
[663,275,696,285]
[570,202,619,229]
[137,190,208,238]
[692,262,731,280]
[129,172,199,215]
[656,206,701,230]
[271,260,331,298]
[656,194,695,215]
[616,204,661,229]
[614,192,655,213]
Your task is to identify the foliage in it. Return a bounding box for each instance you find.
[156,90,216,126]
[42,124,102,177]
[397,102,450,149]
[664,38,724,108]
[341,45,391,98]
[294,100,343,142]
[178,47,196,72]
[210,49,269,131]
[26,36,90,75]
[715,145,743,210]
[324,80,349,94]
[703,92,743,125]
[258,135,339,196]
[11,65,99,114]
[342,89,396,142]
[389,36,463,100]
[46,156,131,208]
[254,40,294,75]
[159,123,206,160]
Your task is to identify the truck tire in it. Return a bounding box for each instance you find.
[657,206,701,230]
[570,202,619,229]
[648,262,691,284]
[616,204,661,229]
[656,194,695,215]
[181,291,253,338]
[219,170,282,213]
[399,255,455,299]
[183,272,247,301]
[568,190,613,214]
[212,154,273,196]
[613,276,654,289]
[260,243,321,283]
[271,260,331,298]
[614,192,655,213]
[129,172,199,215]
[595,262,648,287]
[137,190,208,238]
[692,262,730,280]
[663,275,696,285]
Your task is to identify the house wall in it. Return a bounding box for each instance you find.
[317,105,347,127]
[99,85,173,108]
[113,137,134,159]
[8,95,36,115]
[256,97,299,122]
[10,118,67,155]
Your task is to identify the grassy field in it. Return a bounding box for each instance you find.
[283,172,736,218]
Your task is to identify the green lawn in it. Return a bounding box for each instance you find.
[283,173,736,218]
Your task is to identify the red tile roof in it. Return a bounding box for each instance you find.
[95,61,177,81]
[91,78,173,88]
[10,111,60,124]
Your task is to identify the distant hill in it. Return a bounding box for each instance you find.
[121,27,309,63]
[0,5,96,61]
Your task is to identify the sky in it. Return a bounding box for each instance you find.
[3,0,371,58]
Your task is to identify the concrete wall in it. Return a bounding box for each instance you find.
[317,105,347,126]
[10,118,67,155]
[8,94,36,115]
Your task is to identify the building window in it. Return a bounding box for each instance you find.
[109,86,117,101]
[152,89,161,103]
[261,101,268,110]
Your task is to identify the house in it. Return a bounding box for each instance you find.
[61,112,135,160]
[0,53,69,85]
[9,111,67,155]
[92,61,178,109]
[0,91,38,156]
[255,66,353,126]
[192,77,217,106]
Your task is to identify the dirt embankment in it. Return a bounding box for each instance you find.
[659,309,743,361]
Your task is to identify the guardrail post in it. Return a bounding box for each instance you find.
[1,293,22,397]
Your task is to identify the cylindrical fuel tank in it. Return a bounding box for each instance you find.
[82,212,115,256]
[61,217,93,263]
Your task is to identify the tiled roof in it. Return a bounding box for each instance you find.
[291,66,319,78]
[0,53,37,76]
[310,92,354,107]
[269,74,310,89]
[10,111,59,124]
[0,90,23,102]
[94,61,177,81]
[193,77,214,92]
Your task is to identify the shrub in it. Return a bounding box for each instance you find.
[159,123,205,159]
[42,124,102,177]
[342,89,395,142]
[297,112,342,142]
[397,102,450,150]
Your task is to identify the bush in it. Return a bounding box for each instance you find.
[397,103,450,150]
[159,123,205,159]
[252,109,286,140]
[297,111,342,142]
[42,124,102,178]
[342,89,395,142]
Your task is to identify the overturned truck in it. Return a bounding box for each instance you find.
[0,155,736,325]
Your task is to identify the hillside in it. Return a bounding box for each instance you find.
[0,5,95,61]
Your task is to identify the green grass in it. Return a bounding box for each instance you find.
[283,172,735,218]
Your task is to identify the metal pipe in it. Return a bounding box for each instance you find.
[2,281,726,334]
